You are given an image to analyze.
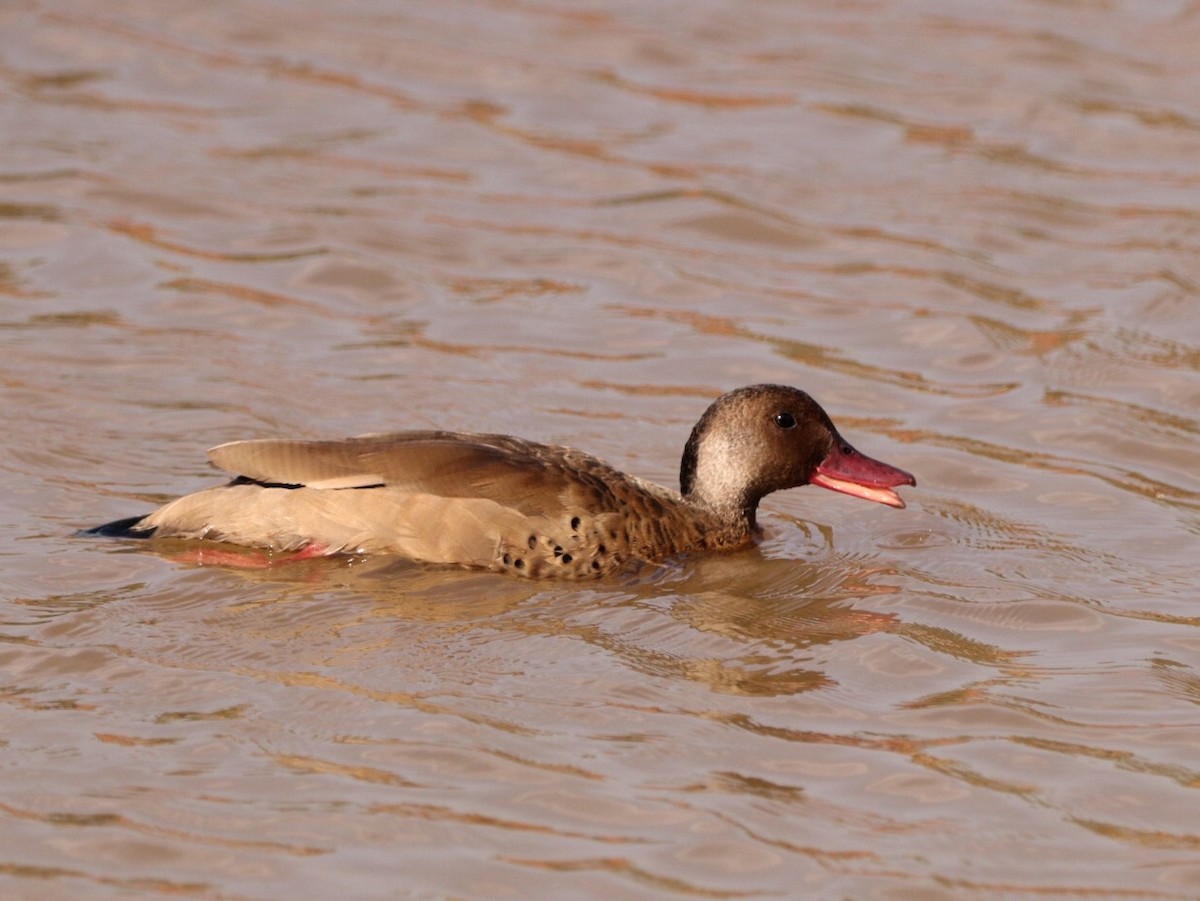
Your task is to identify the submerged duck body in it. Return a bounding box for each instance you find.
[89,385,916,579]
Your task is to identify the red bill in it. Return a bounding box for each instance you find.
[811,440,916,508]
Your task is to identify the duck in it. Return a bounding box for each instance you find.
[87,384,916,579]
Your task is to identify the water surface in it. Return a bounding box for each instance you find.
[3,1,1200,898]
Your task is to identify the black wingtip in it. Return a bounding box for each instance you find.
[81,515,157,539]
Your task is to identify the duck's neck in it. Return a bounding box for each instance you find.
[680,466,761,539]
[670,490,759,556]
[685,488,759,532]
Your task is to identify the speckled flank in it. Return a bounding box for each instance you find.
[496,520,610,579]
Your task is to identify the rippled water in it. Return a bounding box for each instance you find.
[3,1,1200,898]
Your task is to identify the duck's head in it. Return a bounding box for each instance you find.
[679,384,916,521]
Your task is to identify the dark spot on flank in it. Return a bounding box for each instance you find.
[597,543,606,555]
[591,560,601,571]
[570,516,581,531]
[514,558,525,570]
[561,553,573,564]
[553,545,563,557]
[502,553,512,566]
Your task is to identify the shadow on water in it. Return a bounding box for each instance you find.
[75,531,1009,706]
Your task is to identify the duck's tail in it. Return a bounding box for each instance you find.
[81,515,157,539]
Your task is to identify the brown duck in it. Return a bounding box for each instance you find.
[89,385,916,578]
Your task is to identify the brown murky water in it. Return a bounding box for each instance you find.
[3,1,1200,898]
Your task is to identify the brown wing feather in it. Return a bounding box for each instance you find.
[207,431,629,517]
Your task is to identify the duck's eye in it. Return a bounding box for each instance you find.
[773,412,797,429]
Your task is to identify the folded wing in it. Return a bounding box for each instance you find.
[207,431,617,514]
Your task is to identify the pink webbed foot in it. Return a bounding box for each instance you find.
[167,543,331,569]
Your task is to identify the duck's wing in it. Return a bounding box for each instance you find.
[207,431,620,515]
